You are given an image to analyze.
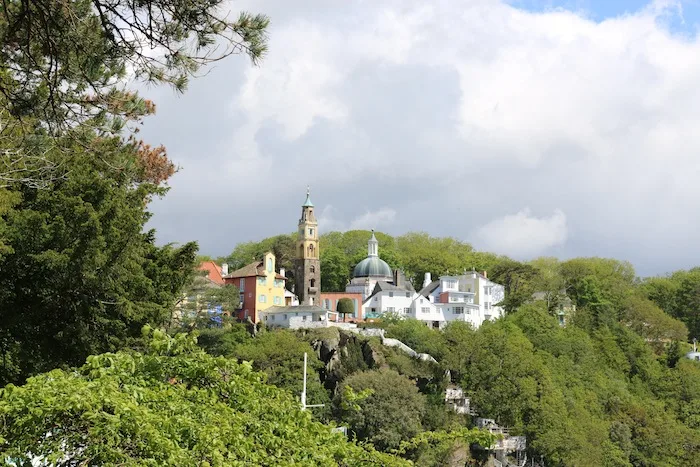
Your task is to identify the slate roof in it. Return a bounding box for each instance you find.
[419,280,440,298]
[224,260,265,279]
[363,280,417,302]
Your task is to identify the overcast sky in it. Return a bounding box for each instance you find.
[140,0,700,277]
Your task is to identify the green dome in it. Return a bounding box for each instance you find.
[353,256,392,278]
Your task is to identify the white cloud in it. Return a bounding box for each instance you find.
[349,208,398,231]
[143,0,700,274]
[472,208,568,258]
[316,205,397,232]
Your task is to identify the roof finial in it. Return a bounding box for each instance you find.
[302,186,314,207]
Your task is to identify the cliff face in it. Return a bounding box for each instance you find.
[302,327,441,394]
[302,328,386,391]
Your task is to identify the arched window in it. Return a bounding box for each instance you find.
[308,244,315,258]
[352,299,358,318]
[310,265,315,273]
[310,279,316,288]
[267,258,273,272]
[324,299,331,309]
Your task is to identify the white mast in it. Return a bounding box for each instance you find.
[301,352,325,411]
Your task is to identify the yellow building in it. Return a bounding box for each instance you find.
[223,251,287,323]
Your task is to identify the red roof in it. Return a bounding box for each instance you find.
[198,261,225,285]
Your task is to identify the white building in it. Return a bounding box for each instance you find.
[361,270,504,329]
[259,305,338,329]
[418,271,505,328]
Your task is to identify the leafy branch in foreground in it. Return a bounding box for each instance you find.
[0,328,409,466]
[1,0,269,131]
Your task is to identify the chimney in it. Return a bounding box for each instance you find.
[221,263,229,275]
[423,272,432,288]
[482,270,487,279]
[280,267,286,278]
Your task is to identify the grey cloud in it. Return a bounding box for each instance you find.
[141,0,700,276]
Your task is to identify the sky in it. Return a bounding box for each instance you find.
[139,0,700,277]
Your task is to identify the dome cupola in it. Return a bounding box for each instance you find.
[352,230,392,279]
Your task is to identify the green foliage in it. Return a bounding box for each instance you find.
[178,271,241,329]
[336,368,427,451]
[642,268,700,340]
[490,259,541,313]
[0,143,197,386]
[385,319,448,360]
[195,324,253,356]
[197,328,331,420]
[1,0,268,131]
[223,234,296,277]
[394,427,498,466]
[436,300,700,466]
[337,297,354,322]
[0,329,408,466]
[236,331,331,414]
[621,296,687,351]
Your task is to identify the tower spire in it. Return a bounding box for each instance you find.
[295,188,319,306]
[368,229,378,257]
[303,185,314,207]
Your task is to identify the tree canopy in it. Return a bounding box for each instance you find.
[0,328,408,466]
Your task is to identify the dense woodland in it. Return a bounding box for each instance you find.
[211,233,700,465]
[1,0,699,465]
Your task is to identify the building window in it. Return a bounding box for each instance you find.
[273,296,281,305]
[308,244,315,257]
[267,258,273,272]
[239,278,245,291]
[310,279,316,288]
[324,299,331,309]
[264,316,268,321]
[302,315,307,321]
[371,308,377,312]
[271,315,275,321]
[389,292,394,297]
[420,298,424,304]
[484,302,491,310]
[309,228,314,236]
[387,307,395,312]
[257,277,267,285]
[421,307,430,313]
[406,292,410,298]
[484,286,492,295]
[310,265,315,273]
[404,307,410,313]
[259,295,266,303]
[454,307,464,314]
[283,314,287,320]
[248,292,252,298]
[374,296,378,302]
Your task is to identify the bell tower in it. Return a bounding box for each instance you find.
[294,187,320,305]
